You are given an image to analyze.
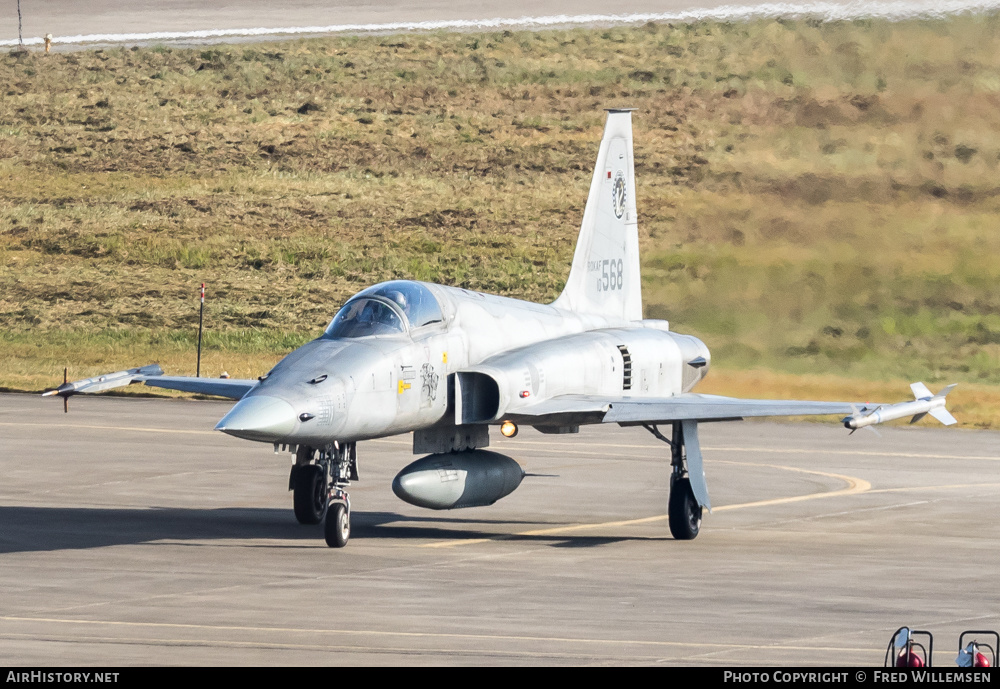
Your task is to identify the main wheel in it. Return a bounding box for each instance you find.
[292,464,328,525]
[324,503,350,548]
[668,476,702,540]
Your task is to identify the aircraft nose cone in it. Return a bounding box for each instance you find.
[215,395,297,442]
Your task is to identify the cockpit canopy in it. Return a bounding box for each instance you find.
[323,281,444,339]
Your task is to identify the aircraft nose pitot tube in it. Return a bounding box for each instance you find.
[392,450,525,510]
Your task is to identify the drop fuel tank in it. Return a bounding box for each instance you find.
[392,450,524,510]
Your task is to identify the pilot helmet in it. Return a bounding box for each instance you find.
[384,290,408,312]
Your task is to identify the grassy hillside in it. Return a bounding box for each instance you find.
[2,16,999,426]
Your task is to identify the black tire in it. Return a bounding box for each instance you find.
[292,464,328,525]
[324,503,350,548]
[668,477,702,540]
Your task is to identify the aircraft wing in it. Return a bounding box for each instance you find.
[139,376,257,399]
[43,364,257,401]
[506,393,864,427]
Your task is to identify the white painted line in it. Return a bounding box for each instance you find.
[0,421,216,435]
[3,2,999,47]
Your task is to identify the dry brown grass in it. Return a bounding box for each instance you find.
[1,16,998,425]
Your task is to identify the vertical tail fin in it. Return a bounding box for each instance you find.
[552,109,642,321]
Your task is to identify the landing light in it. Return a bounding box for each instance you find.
[500,420,518,438]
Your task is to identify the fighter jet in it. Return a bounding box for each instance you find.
[44,110,957,548]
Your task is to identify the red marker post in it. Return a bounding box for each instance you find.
[196,283,205,378]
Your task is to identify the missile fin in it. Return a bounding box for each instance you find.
[910,412,928,424]
[933,383,957,399]
[929,407,957,426]
[910,382,933,400]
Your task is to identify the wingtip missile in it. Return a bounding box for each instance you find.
[40,368,73,412]
[41,365,165,411]
[843,382,957,432]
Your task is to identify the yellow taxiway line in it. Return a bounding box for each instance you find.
[422,462,871,548]
[421,475,1000,549]
[0,615,876,656]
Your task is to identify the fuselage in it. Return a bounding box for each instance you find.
[215,280,710,445]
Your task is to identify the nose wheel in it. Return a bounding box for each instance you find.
[322,442,357,548]
[325,492,351,548]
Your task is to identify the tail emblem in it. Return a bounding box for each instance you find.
[612,171,627,219]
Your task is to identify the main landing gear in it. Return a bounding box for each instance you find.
[290,442,357,548]
[668,475,702,540]
[291,450,328,525]
[643,421,709,541]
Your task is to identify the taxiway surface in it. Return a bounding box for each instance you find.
[1,1,974,49]
[1,392,998,665]
[0,0,745,42]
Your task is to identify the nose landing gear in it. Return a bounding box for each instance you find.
[323,442,357,548]
[325,489,351,548]
[288,442,358,547]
